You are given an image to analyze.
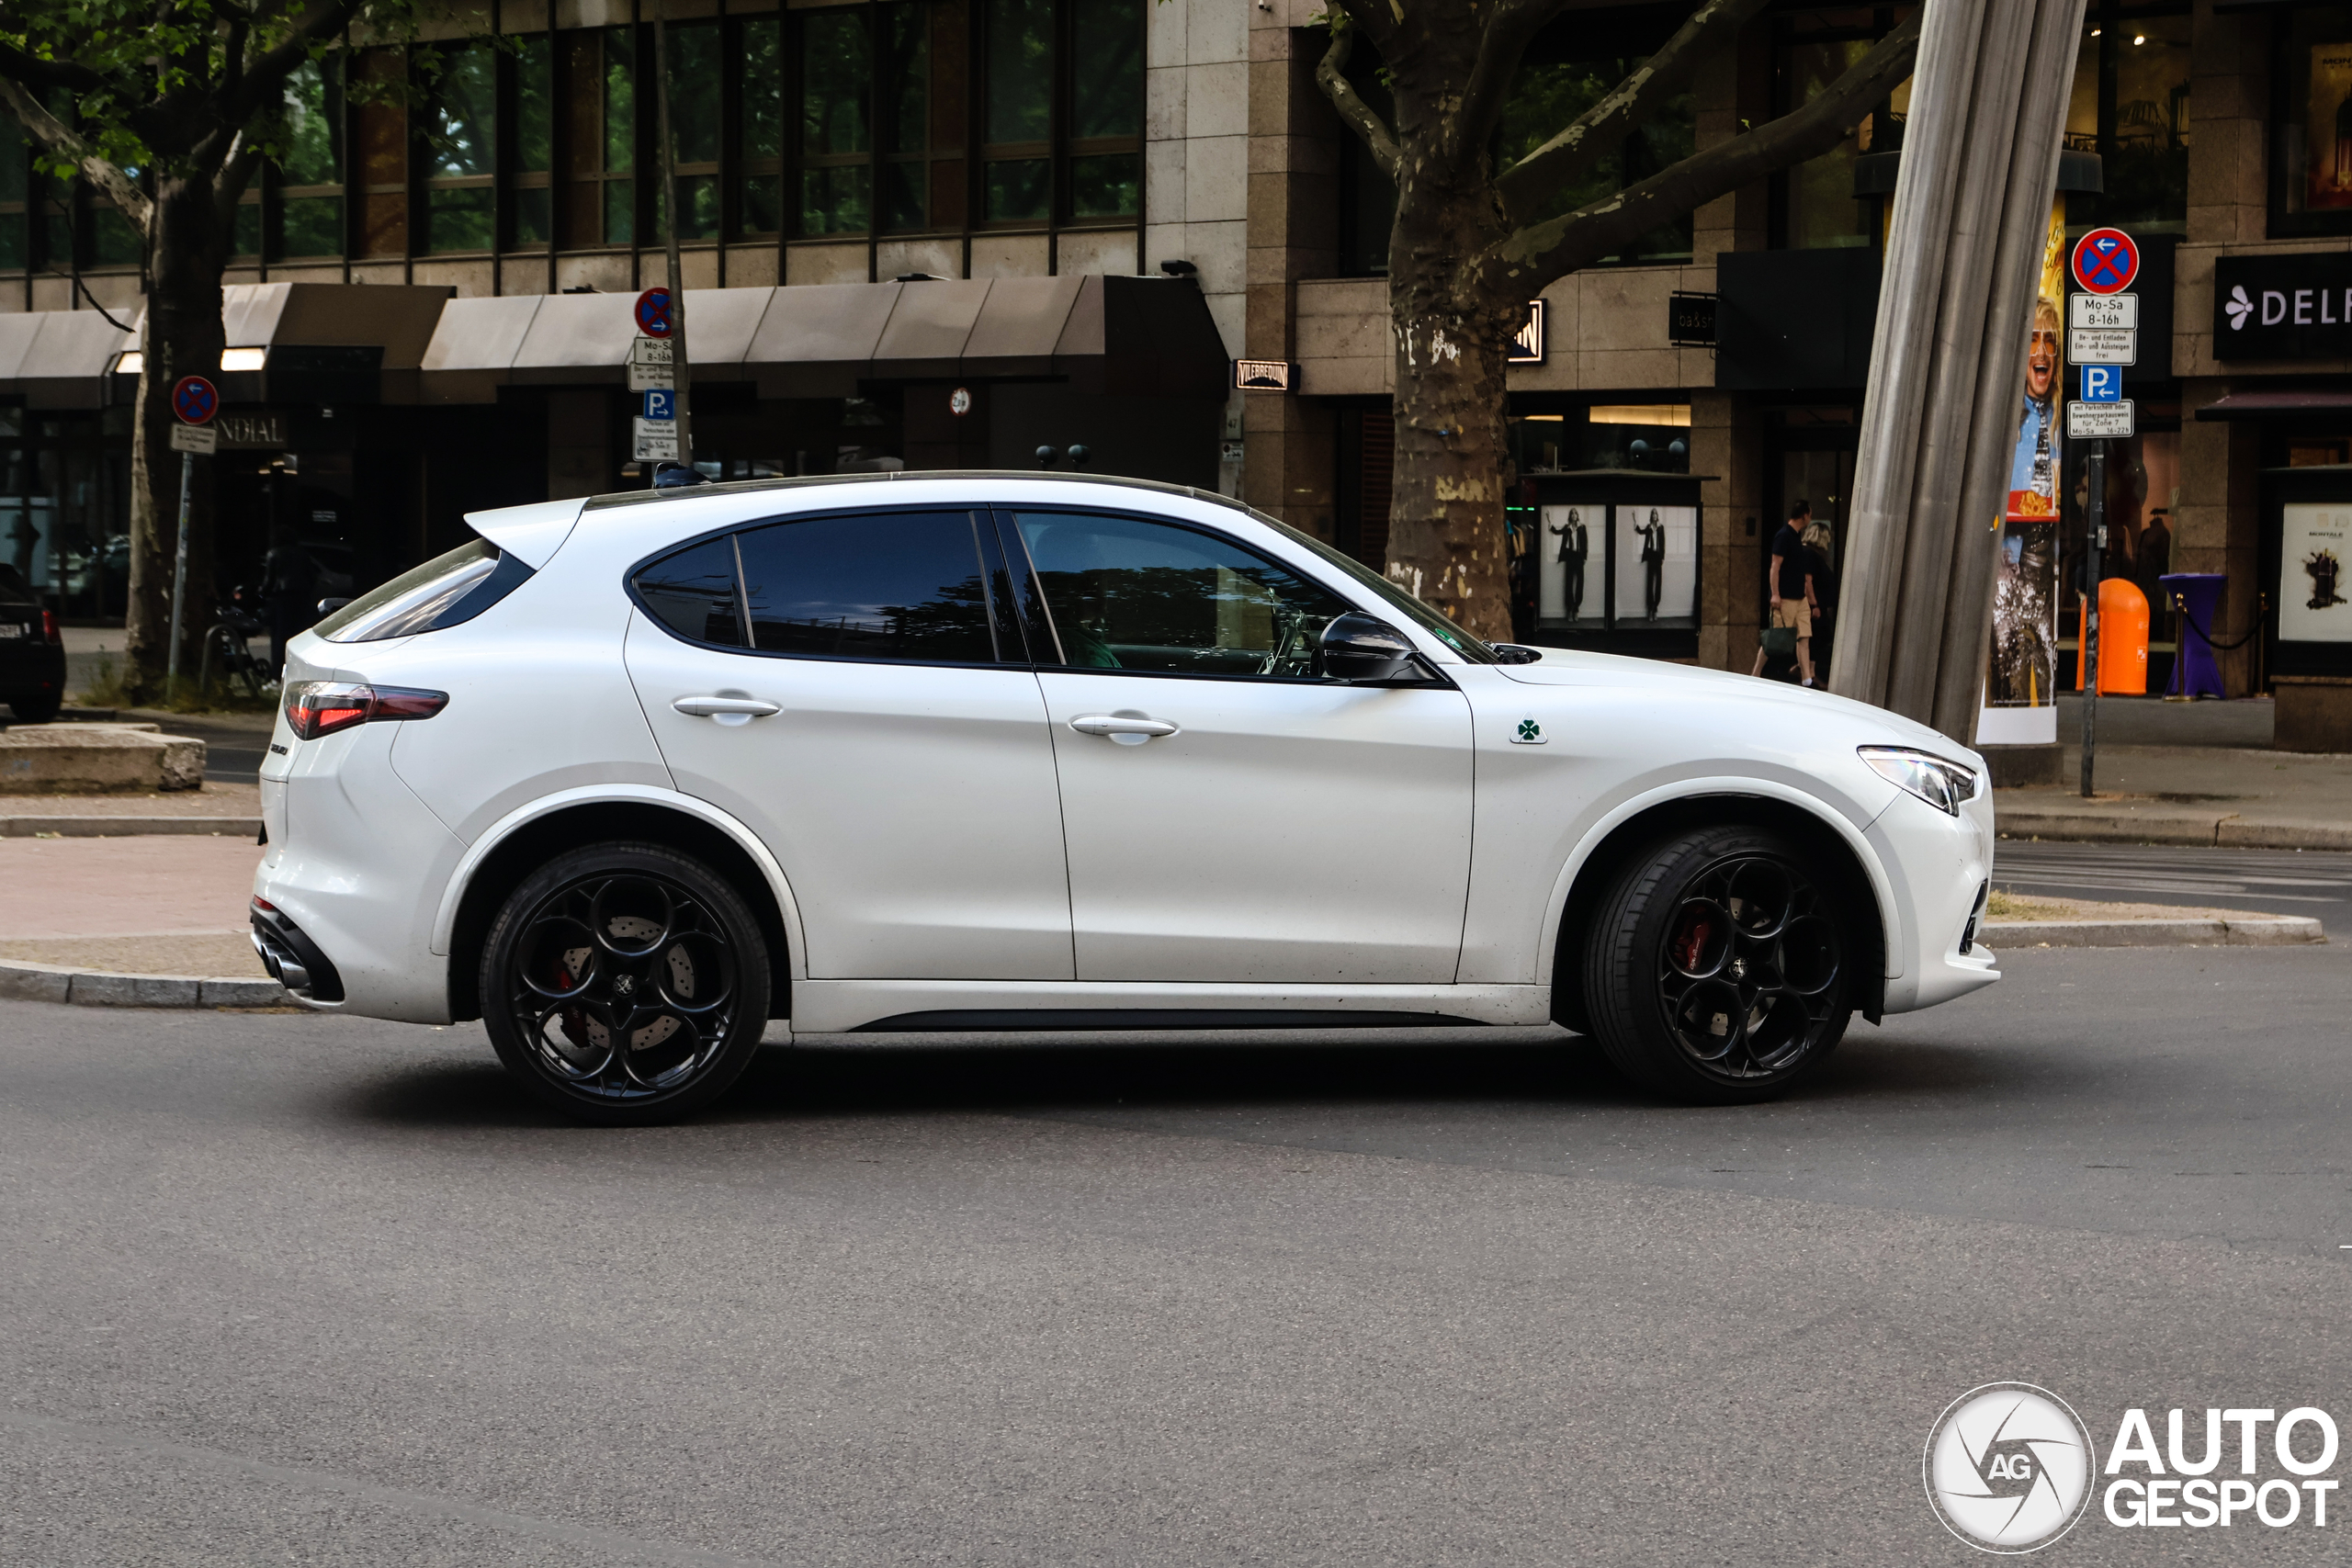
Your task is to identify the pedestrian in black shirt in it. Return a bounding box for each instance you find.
[1750,500,1820,687]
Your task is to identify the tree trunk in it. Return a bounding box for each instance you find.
[124,177,227,699]
[1384,180,1518,643]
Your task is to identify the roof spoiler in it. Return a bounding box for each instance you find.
[462,497,586,569]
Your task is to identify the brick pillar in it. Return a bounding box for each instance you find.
[1244,10,1340,539]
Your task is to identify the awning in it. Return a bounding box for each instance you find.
[417,275,1227,403]
[0,281,452,409]
[2194,389,2352,421]
[0,309,137,410]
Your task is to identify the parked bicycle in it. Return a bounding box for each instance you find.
[198,585,272,700]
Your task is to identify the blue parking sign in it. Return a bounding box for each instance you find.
[642,389,675,422]
[2080,364,2120,403]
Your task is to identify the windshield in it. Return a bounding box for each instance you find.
[1258,513,1499,663]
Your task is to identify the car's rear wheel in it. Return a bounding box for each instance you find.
[1581,827,1851,1104]
[480,842,769,1124]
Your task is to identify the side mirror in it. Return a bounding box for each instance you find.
[316,597,351,618]
[1318,613,1427,683]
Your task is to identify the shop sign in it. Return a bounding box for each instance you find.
[216,411,288,448]
[2212,253,2352,359]
[1234,359,1296,391]
[1508,300,1547,363]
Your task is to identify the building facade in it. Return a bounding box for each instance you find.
[2,0,2345,718]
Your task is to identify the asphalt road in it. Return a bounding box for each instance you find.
[4,943,2347,1565]
[1994,840,2352,920]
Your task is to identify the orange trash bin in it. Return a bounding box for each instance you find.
[2076,578,2150,694]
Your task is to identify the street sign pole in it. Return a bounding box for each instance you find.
[165,449,194,700]
[2082,442,2104,797]
[651,0,693,480]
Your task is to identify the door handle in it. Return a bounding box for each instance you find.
[673,694,780,717]
[1069,714,1179,743]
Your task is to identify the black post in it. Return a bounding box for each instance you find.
[2081,439,2104,797]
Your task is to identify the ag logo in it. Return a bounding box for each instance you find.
[1925,1383,2095,1553]
[1511,717,1546,745]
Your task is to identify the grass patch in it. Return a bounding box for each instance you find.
[1983,890,2078,921]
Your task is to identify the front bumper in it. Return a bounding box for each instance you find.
[1869,779,2000,1014]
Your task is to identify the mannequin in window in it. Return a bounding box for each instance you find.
[1550,507,1589,621]
[1640,508,1667,622]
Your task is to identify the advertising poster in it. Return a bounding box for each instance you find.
[1611,503,1697,626]
[1537,503,1594,623]
[2307,46,2352,210]
[2280,503,2352,642]
[1980,199,2069,746]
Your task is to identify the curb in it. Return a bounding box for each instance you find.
[1,817,260,839]
[0,958,288,1008]
[1996,810,2352,852]
[1984,915,2326,949]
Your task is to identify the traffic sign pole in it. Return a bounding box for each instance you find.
[650,0,693,482]
[164,375,220,699]
[2083,443,2104,797]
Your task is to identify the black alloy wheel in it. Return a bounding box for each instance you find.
[1581,826,1852,1103]
[480,842,770,1124]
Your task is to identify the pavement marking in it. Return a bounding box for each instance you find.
[0,1406,781,1566]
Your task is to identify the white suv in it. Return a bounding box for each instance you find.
[254,474,1996,1123]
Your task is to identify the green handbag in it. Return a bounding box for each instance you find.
[1760,625,1798,659]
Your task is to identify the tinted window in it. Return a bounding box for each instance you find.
[635,536,743,647]
[1010,512,1351,677]
[738,510,997,662]
[317,538,536,643]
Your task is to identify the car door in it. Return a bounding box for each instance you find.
[1000,506,1475,985]
[625,507,1073,981]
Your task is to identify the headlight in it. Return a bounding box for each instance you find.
[1858,746,1978,816]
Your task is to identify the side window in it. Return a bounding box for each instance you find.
[1008,511,1352,678]
[738,510,999,663]
[634,535,744,647]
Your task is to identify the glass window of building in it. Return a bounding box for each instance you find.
[565,28,636,248]
[513,36,554,248]
[2071,4,2189,236]
[983,0,1052,221]
[2274,6,2352,234]
[276,57,345,258]
[0,121,25,271]
[1068,0,1142,220]
[740,17,785,235]
[424,41,496,254]
[354,49,409,256]
[1498,11,1699,265]
[1771,8,1911,252]
[661,22,721,241]
[800,6,873,235]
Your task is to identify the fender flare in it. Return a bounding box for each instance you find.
[1532,775,1906,981]
[428,784,809,980]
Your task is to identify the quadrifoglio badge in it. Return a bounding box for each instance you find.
[1926,1387,2342,1552]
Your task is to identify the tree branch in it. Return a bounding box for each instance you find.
[1453,0,1575,167]
[0,41,109,96]
[219,0,367,127]
[214,127,266,231]
[0,78,154,233]
[1315,13,1400,184]
[1327,0,1403,61]
[1486,12,1919,288]
[1494,0,1773,226]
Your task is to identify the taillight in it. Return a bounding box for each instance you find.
[283,682,449,740]
[40,610,60,646]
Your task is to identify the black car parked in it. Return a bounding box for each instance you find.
[0,564,66,722]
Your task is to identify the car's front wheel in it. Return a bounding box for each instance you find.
[480,842,770,1124]
[1581,826,1851,1103]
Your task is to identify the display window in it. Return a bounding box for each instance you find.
[2273,6,2352,235]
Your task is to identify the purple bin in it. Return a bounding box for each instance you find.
[2158,572,2227,699]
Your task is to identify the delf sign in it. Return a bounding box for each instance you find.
[2213,253,2352,359]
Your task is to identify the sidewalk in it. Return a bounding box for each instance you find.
[1996,694,2352,850]
[0,834,263,983]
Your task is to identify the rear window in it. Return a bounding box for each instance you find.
[316,539,534,643]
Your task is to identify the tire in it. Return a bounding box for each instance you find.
[479,841,771,1125]
[1581,826,1852,1104]
[6,690,61,724]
